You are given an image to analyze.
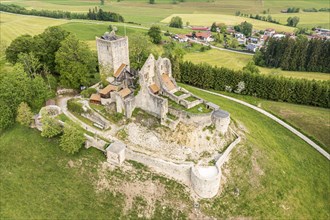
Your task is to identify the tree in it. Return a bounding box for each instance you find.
[287,16,300,27]
[34,26,70,73]
[240,21,253,36]
[41,114,62,138]
[16,102,33,127]
[0,99,14,131]
[169,16,183,28]
[242,61,260,74]
[148,25,162,44]
[149,0,155,4]
[17,52,42,77]
[5,34,34,64]
[129,33,154,69]
[229,38,239,48]
[100,0,104,5]
[210,22,217,32]
[60,125,85,154]
[55,34,97,89]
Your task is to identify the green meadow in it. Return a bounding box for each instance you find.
[184,49,330,81]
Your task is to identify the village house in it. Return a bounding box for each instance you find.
[187,32,213,42]
[191,26,209,31]
[264,28,276,37]
[246,43,261,52]
[237,37,246,45]
[173,34,188,42]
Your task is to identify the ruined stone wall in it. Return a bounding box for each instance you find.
[126,148,193,185]
[124,97,136,118]
[190,166,221,198]
[168,107,213,127]
[136,54,168,119]
[96,37,130,76]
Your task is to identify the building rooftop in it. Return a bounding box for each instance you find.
[213,109,230,118]
[106,141,126,153]
[114,63,127,78]
[118,88,132,98]
[90,93,101,102]
[149,83,160,94]
[100,31,121,41]
[100,84,118,95]
[161,74,176,91]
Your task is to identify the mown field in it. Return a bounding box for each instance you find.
[184,49,330,81]
[3,0,329,27]
[271,12,330,29]
[0,12,68,44]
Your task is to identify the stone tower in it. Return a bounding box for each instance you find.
[96,31,130,76]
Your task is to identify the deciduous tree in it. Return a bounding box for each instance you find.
[55,34,97,89]
[60,125,85,154]
[16,102,33,127]
[148,25,162,44]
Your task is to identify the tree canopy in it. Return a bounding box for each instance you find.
[60,125,85,154]
[148,25,162,44]
[55,34,97,89]
[169,16,183,28]
[129,33,155,70]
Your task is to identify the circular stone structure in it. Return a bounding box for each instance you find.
[212,109,230,134]
[191,165,221,198]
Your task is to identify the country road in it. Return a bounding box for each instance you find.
[194,87,330,160]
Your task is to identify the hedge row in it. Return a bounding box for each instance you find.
[179,61,330,108]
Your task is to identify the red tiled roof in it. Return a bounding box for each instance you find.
[118,88,131,98]
[90,94,101,102]
[114,63,126,78]
[100,84,118,95]
[149,84,160,94]
[192,26,209,31]
[195,32,212,39]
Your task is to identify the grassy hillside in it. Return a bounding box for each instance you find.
[197,89,330,152]
[1,90,329,218]
[271,12,330,29]
[184,49,330,81]
[180,84,330,219]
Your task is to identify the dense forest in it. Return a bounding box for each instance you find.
[179,61,330,108]
[0,4,124,22]
[254,37,330,73]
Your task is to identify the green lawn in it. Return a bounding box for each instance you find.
[198,89,330,153]
[180,84,330,219]
[184,49,330,81]
[0,125,192,219]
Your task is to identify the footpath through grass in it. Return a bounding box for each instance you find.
[181,84,330,219]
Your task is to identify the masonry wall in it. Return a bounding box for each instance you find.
[191,166,221,198]
[168,107,213,127]
[96,37,130,76]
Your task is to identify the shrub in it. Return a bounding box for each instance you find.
[81,88,97,98]
[60,124,85,154]
[67,99,84,114]
[16,102,33,127]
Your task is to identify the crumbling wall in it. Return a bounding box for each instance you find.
[136,54,168,119]
[168,107,213,127]
[191,166,221,198]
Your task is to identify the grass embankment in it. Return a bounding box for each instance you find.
[180,84,330,219]
[0,125,192,219]
[184,49,330,81]
[201,90,330,152]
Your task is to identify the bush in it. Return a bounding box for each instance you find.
[16,102,33,127]
[60,124,85,154]
[81,88,97,98]
[41,115,62,138]
[67,99,84,114]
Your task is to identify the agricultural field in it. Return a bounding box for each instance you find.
[271,12,330,29]
[3,0,329,26]
[162,14,295,32]
[0,12,68,44]
[184,49,330,81]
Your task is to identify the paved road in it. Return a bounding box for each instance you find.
[194,87,330,160]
